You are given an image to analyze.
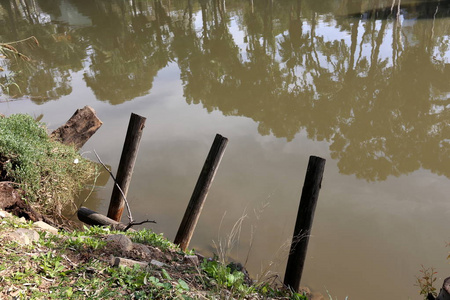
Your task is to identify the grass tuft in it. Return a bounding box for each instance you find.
[0,114,96,216]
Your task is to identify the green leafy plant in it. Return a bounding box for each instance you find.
[34,252,66,278]
[65,235,107,251]
[200,258,255,297]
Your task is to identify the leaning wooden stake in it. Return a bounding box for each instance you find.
[284,155,326,292]
[174,134,228,251]
[107,113,146,222]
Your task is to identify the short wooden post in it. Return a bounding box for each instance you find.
[284,155,326,291]
[107,113,146,222]
[174,134,228,251]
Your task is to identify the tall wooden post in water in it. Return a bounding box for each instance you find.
[174,134,228,251]
[284,156,326,291]
[107,113,146,222]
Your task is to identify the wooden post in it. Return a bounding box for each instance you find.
[174,134,228,251]
[284,155,326,291]
[107,113,146,222]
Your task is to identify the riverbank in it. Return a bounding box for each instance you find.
[0,113,309,299]
[0,207,312,299]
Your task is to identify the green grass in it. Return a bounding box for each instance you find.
[126,228,178,251]
[0,114,96,216]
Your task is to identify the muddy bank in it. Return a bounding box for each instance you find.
[0,182,43,221]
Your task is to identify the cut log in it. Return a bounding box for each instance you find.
[51,106,102,149]
[77,206,133,231]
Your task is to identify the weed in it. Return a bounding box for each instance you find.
[415,265,438,299]
[325,289,349,300]
[0,74,21,97]
[65,235,107,251]
[34,252,66,278]
[200,258,255,298]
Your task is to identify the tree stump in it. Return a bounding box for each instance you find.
[51,106,102,149]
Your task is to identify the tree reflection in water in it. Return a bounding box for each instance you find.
[0,0,448,181]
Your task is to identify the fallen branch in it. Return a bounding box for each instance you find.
[123,219,156,231]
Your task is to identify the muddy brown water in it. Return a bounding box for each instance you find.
[1,0,449,298]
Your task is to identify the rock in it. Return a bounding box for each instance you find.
[435,277,450,300]
[196,253,205,261]
[150,259,165,268]
[131,243,152,258]
[33,221,58,235]
[3,228,39,245]
[183,255,199,266]
[105,234,133,252]
[110,256,148,269]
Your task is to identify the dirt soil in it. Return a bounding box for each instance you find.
[0,182,43,221]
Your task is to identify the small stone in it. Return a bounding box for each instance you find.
[33,221,59,235]
[17,217,26,224]
[183,255,199,266]
[16,228,39,243]
[150,259,165,268]
[196,253,205,261]
[132,243,152,257]
[0,209,12,219]
[111,256,148,269]
[105,234,133,252]
[3,228,39,245]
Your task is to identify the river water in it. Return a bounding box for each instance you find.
[1,0,449,298]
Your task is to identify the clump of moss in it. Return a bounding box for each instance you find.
[0,114,96,216]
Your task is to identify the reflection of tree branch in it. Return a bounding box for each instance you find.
[348,19,359,75]
[310,12,322,77]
